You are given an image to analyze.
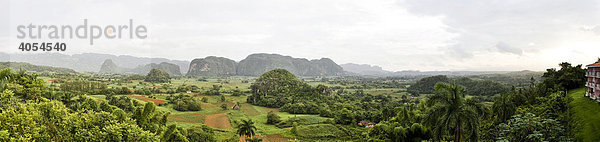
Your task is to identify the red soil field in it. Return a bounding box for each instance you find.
[127,95,167,105]
[263,107,280,113]
[204,113,231,129]
[48,78,65,82]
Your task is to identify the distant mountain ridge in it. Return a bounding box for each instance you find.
[187,53,344,76]
[187,56,237,76]
[341,63,516,77]
[340,63,391,76]
[0,52,535,77]
[98,59,121,74]
[98,59,182,76]
[0,52,189,74]
[133,62,182,76]
[236,53,343,76]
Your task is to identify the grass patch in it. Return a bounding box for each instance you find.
[568,87,600,142]
[88,95,106,100]
[241,103,260,116]
[295,124,346,139]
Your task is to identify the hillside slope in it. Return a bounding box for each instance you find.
[236,53,343,76]
[0,62,78,74]
[568,88,600,142]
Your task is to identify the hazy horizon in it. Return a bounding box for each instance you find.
[2,51,552,72]
[2,0,600,71]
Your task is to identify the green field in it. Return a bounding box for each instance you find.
[96,77,347,141]
[569,88,600,142]
[40,73,516,141]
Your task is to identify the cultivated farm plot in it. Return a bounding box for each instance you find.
[204,113,232,129]
[201,102,235,111]
[263,107,280,113]
[241,103,260,116]
[168,111,223,123]
[126,95,168,105]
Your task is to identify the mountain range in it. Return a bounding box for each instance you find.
[98,59,182,76]
[187,53,344,76]
[0,52,189,74]
[0,52,530,77]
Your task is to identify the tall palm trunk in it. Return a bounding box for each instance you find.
[455,120,461,142]
[455,124,459,142]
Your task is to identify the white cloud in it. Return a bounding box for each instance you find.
[495,42,522,55]
[2,0,600,71]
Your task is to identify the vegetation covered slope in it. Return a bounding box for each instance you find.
[0,68,214,141]
[145,68,171,83]
[407,75,507,96]
[468,70,544,88]
[0,62,77,74]
[247,69,401,126]
[187,56,237,76]
[1,52,189,74]
[133,62,182,76]
[98,59,121,74]
[186,53,344,77]
[246,69,311,107]
[237,53,344,76]
[568,88,600,142]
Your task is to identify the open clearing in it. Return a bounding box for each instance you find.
[256,134,292,142]
[242,103,260,116]
[204,113,232,129]
[168,112,223,123]
[127,95,167,105]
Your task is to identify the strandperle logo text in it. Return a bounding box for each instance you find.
[16,19,147,45]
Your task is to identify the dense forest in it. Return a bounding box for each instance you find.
[407,75,508,96]
[0,68,214,141]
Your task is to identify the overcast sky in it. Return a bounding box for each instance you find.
[2,0,600,71]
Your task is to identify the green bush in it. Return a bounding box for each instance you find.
[266,111,281,124]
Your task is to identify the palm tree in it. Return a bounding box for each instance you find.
[236,119,257,140]
[424,82,486,141]
[492,93,515,124]
[0,68,14,90]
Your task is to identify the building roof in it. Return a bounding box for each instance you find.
[587,62,600,67]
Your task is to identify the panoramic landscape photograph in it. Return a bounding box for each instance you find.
[1,0,600,141]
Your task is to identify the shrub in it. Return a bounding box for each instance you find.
[167,94,202,111]
[266,111,281,124]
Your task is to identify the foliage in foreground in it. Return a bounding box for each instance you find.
[0,68,214,141]
[424,82,487,141]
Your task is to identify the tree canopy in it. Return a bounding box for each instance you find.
[145,68,171,83]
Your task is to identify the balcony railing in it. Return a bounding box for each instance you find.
[586,72,600,78]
